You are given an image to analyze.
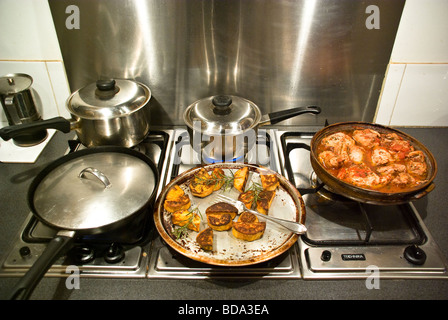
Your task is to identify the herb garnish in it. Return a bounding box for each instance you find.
[173,207,202,239]
[246,182,264,206]
[193,169,235,192]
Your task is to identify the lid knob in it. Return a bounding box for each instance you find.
[212,95,232,115]
[96,79,116,91]
[95,79,119,99]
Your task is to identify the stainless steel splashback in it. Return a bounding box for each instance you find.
[49,0,404,126]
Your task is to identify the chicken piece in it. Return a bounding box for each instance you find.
[206,202,238,219]
[381,133,400,144]
[164,185,191,213]
[371,147,393,166]
[256,190,275,215]
[233,167,249,193]
[352,129,380,148]
[337,164,382,188]
[381,133,414,160]
[348,145,365,164]
[405,150,427,177]
[260,173,280,191]
[391,172,416,187]
[406,150,426,163]
[318,150,340,169]
[320,132,355,167]
[321,132,355,151]
[196,227,213,251]
[406,161,427,177]
[189,168,215,198]
[171,210,200,232]
[232,221,266,242]
[376,163,406,175]
[238,190,256,209]
[207,213,233,231]
[210,168,226,191]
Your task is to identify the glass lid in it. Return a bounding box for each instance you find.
[183,95,261,135]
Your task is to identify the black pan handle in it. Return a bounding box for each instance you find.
[0,117,71,141]
[8,231,75,300]
[261,106,321,126]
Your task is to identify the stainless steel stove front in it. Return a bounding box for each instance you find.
[275,129,448,279]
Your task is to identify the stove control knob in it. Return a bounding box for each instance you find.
[321,250,332,262]
[72,246,95,264]
[104,243,125,264]
[19,246,31,258]
[404,245,427,265]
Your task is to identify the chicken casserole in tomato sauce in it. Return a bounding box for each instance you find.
[316,128,428,193]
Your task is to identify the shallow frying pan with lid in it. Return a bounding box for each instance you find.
[8,146,159,299]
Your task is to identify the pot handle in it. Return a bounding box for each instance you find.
[8,230,75,300]
[260,106,321,126]
[0,117,71,141]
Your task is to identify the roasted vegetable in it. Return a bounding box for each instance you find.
[232,221,266,242]
[189,168,215,198]
[164,185,191,213]
[233,167,249,193]
[205,202,238,219]
[256,190,275,215]
[196,227,214,251]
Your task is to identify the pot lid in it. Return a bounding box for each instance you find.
[67,79,151,119]
[0,73,33,94]
[31,150,157,231]
[183,95,261,135]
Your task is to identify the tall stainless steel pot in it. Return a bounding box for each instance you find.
[183,95,321,162]
[0,79,152,148]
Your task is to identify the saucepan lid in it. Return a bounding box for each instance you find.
[0,73,33,94]
[66,79,151,120]
[183,95,262,135]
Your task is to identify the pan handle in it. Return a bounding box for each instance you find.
[259,106,321,126]
[0,117,71,141]
[8,230,75,300]
[409,182,436,201]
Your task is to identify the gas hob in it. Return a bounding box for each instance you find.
[1,127,447,280]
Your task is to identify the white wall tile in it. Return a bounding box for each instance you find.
[390,64,448,126]
[391,0,448,63]
[0,61,60,126]
[0,0,62,61]
[46,61,72,118]
[375,64,406,125]
[376,0,448,127]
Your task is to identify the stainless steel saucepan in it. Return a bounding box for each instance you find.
[0,79,152,148]
[183,95,321,162]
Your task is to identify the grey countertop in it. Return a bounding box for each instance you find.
[1,127,447,300]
